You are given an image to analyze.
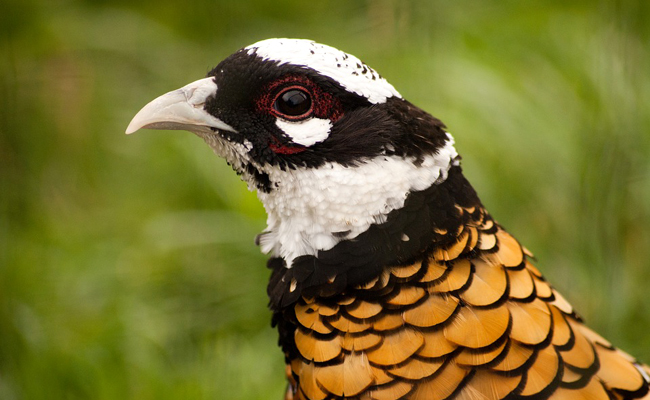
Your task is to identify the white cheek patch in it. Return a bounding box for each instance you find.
[276,117,332,147]
[246,38,401,104]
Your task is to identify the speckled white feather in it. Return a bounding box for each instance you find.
[255,133,459,266]
[246,38,401,104]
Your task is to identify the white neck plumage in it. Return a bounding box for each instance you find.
[254,134,459,267]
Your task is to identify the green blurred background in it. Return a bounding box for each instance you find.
[1,0,649,398]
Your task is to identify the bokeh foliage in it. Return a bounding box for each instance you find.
[1,0,649,398]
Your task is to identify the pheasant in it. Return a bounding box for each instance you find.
[126,38,650,400]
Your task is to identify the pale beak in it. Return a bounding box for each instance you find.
[125,77,236,135]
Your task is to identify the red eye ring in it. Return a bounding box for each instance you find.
[272,85,313,120]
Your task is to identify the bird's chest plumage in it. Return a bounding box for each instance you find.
[276,205,649,400]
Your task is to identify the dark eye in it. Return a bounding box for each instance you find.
[274,88,312,119]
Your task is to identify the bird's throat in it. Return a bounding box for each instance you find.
[265,165,482,309]
[255,145,459,266]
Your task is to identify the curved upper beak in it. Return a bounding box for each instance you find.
[125,77,236,135]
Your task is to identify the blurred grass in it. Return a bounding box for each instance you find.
[1,0,649,398]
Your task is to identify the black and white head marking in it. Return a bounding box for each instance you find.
[245,39,401,105]
[127,38,460,267]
